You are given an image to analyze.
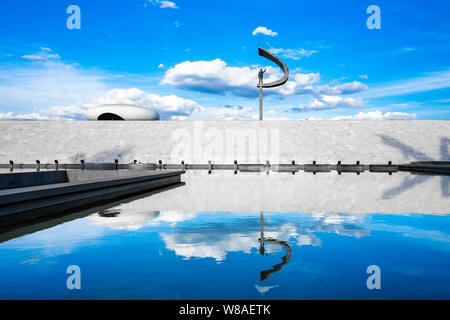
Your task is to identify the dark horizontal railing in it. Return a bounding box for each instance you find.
[2,159,449,175]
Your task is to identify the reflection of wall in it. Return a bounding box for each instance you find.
[0,121,448,164]
[117,171,450,214]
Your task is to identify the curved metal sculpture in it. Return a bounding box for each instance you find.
[257,47,290,120]
[257,47,290,88]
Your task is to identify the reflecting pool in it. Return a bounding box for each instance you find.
[0,171,449,299]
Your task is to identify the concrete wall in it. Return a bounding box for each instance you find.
[0,120,448,164]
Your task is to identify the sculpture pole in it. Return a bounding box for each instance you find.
[258,69,265,121]
[257,47,290,121]
[259,85,263,121]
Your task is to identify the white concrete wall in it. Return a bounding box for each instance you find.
[0,120,448,164]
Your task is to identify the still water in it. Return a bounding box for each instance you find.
[0,171,449,299]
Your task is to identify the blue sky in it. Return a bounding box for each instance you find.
[0,0,449,120]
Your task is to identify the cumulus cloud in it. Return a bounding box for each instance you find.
[1,88,204,120]
[92,88,204,118]
[269,48,317,60]
[148,0,179,9]
[162,59,268,97]
[211,105,257,120]
[252,26,278,37]
[0,111,54,120]
[162,59,367,98]
[290,95,365,112]
[332,110,417,120]
[1,47,205,120]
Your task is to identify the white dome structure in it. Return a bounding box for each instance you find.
[86,104,160,121]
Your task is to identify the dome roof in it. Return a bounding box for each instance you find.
[86,104,160,121]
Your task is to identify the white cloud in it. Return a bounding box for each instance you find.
[158,63,166,69]
[160,1,179,9]
[362,70,450,99]
[162,58,268,97]
[21,48,61,61]
[211,105,257,120]
[292,95,365,112]
[148,0,179,9]
[252,26,278,37]
[171,115,188,120]
[332,110,417,120]
[358,74,369,79]
[1,47,205,120]
[0,59,108,112]
[162,59,367,98]
[91,88,204,118]
[1,88,204,120]
[328,81,368,95]
[0,111,54,120]
[269,48,317,60]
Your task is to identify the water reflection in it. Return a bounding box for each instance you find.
[98,209,122,218]
[259,212,291,281]
[0,207,449,299]
[0,171,449,299]
[380,135,450,198]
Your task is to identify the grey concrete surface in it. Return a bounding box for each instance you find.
[0,121,448,164]
[0,170,68,190]
[0,170,184,225]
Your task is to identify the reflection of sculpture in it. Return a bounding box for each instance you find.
[258,212,292,281]
[380,135,450,198]
[257,47,290,121]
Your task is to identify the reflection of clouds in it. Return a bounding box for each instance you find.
[160,214,370,261]
[86,208,371,262]
[297,234,321,247]
[315,213,363,225]
[0,219,109,257]
[88,207,199,230]
[255,284,279,295]
[88,210,160,231]
[161,223,297,262]
[370,223,450,247]
[161,231,258,261]
[312,213,369,238]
